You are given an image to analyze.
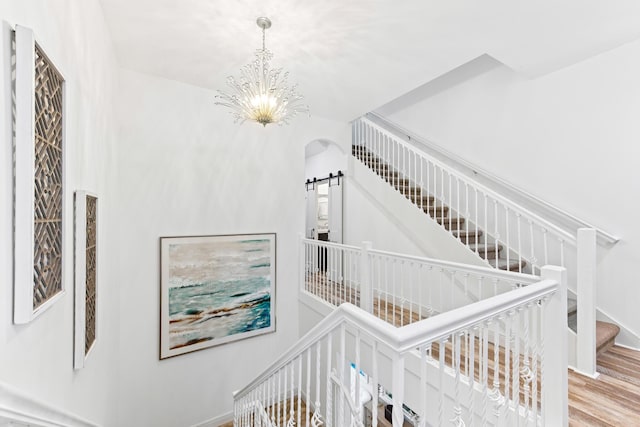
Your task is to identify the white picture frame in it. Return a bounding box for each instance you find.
[74,191,98,369]
[14,25,66,324]
[159,233,277,359]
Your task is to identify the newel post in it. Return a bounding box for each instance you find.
[541,265,568,426]
[360,241,373,313]
[391,353,406,427]
[577,228,597,377]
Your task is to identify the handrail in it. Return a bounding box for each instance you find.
[367,246,539,284]
[366,112,620,246]
[357,116,578,246]
[302,237,539,284]
[234,278,557,400]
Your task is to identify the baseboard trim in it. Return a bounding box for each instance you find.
[0,381,98,427]
[614,342,640,352]
[190,411,233,427]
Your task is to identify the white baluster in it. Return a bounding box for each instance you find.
[451,332,464,427]
[489,316,505,419]
[449,173,453,231]
[441,168,445,222]
[372,341,379,427]
[438,338,445,427]
[355,329,361,422]
[512,309,521,427]
[532,299,540,422]
[505,208,510,270]
[468,328,476,427]
[465,183,470,238]
[542,229,548,265]
[316,342,322,425]
[504,312,511,413]
[517,213,522,273]
[494,200,499,269]
[529,220,536,275]
[484,193,488,262]
[339,324,346,425]
[290,362,295,426]
[521,304,533,420]
[278,368,282,426]
[481,325,489,427]
[326,332,333,427]
[306,349,311,426]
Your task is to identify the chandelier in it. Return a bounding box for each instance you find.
[215,17,309,127]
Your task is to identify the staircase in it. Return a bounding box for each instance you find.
[352,144,525,273]
[351,116,622,374]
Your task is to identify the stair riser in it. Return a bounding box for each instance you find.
[438,219,465,230]
[474,246,502,260]
[387,178,411,187]
[423,207,450,217]
[407,194,436,205]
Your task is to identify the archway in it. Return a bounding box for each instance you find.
[304,139,347,244]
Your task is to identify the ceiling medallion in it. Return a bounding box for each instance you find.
[215,17,309,127]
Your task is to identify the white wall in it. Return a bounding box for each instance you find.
[376,40,640,340]
[114,69,349,426]
[0,0,120,425]
[304,143,347,182]
[344,178,427,257]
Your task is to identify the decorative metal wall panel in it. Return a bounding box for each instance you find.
[33,44,64,309]
[84,195,97,353]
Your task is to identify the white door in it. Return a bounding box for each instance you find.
[328,181,343,244]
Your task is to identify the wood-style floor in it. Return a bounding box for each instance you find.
[569,345,640,426]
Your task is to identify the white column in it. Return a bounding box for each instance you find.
[576,228,597,377]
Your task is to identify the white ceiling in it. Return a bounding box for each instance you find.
[99,0,640,122]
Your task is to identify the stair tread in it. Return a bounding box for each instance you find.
[453,229,484,238]
[596,321,620,354]
[488,258,527,272]
[468,243,503,251]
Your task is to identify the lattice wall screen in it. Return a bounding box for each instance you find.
[85,195,97,352]
[33,43,64,309]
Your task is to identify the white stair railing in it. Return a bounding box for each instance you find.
[301,238,539,325]
[352,116,598,376]
[236,266,567,426]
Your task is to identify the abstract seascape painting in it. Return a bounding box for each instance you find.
[160,233,276,359]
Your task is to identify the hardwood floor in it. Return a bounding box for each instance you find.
[569,346,640,426]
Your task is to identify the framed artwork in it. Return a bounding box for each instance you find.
[74,191,98,369]
[160,233,276,359]
[14,25,66,324]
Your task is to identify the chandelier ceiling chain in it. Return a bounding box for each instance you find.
[215,17,309,127]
